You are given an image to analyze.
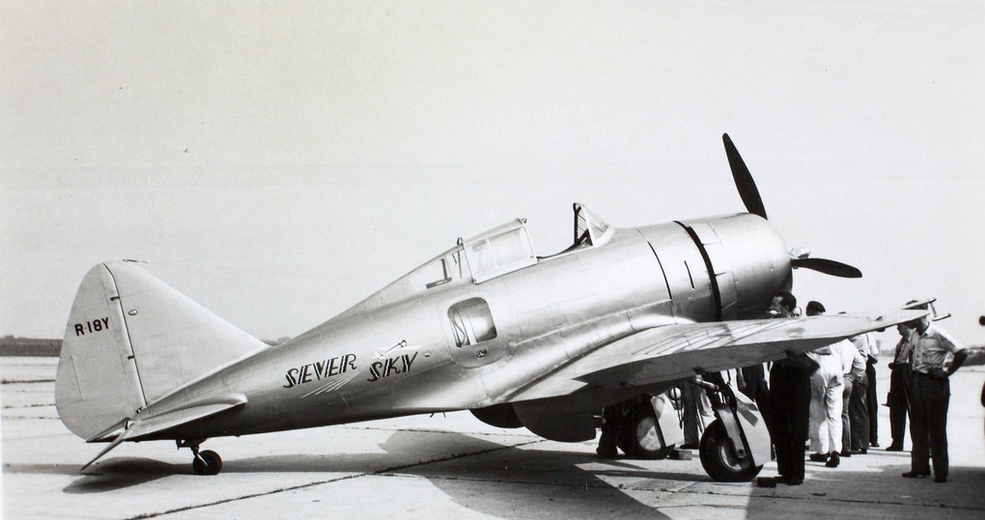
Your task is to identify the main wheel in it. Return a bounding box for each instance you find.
[192,450,223,476]
[699,420,760,482]
[617,409,674,460]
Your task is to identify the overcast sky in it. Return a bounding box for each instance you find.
[2,1,983,347]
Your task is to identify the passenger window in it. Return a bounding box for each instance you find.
[448,298,497,347]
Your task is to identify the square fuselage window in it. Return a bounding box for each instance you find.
[448,298,497,347]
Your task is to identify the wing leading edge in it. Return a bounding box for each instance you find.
[508,308,927,402]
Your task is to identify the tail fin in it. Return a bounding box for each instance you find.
[56,262,267,441]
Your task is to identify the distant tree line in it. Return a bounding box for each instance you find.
[0,336,290,357]
[0,336,61,357]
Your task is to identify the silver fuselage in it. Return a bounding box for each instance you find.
[140,213,789,440]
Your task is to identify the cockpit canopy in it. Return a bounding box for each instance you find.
[459,203,614,283]
[360,204,613,309]
[462,219,537,283]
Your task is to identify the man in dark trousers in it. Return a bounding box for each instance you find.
[848,333,871,453]
[768,291,815,486]
[886,322,913,451]
[904,311,968,483]
[866,335,880,448]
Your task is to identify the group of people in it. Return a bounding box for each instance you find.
[761,293,968,486]
[595,291,969,487]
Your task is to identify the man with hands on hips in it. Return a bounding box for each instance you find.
[903,311,968,483]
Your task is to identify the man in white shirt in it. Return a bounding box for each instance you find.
[903,313,968,483]
[805,301,847,467]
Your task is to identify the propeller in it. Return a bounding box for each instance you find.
[723,133,862,279]
[723,134,768,220]
[790,257,862,278]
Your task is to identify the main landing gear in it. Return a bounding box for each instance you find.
[178,439,222,475]
[693,374,769,482]
[598,375,770,482]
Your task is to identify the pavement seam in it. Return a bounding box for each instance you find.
[739,493,985,512]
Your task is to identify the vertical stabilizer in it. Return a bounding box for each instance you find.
[56,264,145,440]
[56,262,267,441]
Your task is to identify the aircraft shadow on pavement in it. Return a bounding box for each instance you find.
[63,458,188,494]
[59,430,694,517]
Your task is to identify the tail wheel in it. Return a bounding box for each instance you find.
[699,419,760,482]
[193,450,223,476]
[617,408,673,460]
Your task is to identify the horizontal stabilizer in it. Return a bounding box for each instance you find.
[82,394,247,470]
[128,394,248,441]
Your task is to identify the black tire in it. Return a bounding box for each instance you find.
[699,419,761,482]
[193,450,222,476]
[617,408,674,460]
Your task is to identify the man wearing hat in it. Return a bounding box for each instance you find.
[904,312,968,483]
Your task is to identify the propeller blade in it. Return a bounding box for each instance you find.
[791,257,862,278]
[723,133,768,220]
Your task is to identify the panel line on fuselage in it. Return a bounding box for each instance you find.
[676,222,723,321]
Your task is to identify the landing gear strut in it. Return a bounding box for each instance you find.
[694,374,768,482]
[179,440,222,476]
[598,393,682,460]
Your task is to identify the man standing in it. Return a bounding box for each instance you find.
[903,312,968,483]
[886,322,913,451]
[865,335,880,448]
[848,333,872,453]
[805,301,845,468]
[768,291,814,485]
[840,330,866,458]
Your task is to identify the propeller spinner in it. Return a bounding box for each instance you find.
[722,133,862,279]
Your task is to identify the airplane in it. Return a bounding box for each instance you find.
[55,134,927,481]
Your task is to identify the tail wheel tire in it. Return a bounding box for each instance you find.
[699,419,761,482]
[193,450,222,476]
[617,410,674,460]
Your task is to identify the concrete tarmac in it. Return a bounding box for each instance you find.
[3,357,984,519]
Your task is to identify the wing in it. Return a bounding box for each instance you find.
[507,308,926,402]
